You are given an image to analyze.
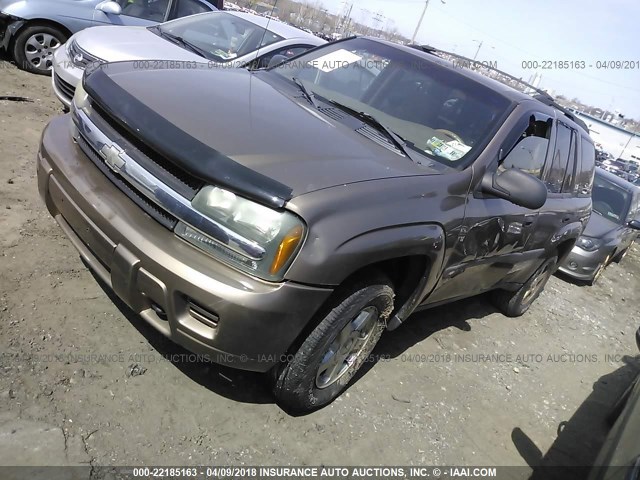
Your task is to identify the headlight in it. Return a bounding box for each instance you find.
[175,186,305,281]
[575,236,602,252]
[72,78,89,111]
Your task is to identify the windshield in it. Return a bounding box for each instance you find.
[273,38,511,167]
[592,173,632,223]
[157,12,283,63]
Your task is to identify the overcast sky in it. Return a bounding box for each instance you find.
[296,0,640,119]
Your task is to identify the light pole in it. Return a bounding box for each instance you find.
[411,0,430,44]
[411,0,446,44]
[472,40,483,60]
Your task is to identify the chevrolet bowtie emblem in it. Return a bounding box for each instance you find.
[100,144,125,174]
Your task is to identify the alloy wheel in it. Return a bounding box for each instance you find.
[522,262,554,304]
[315,306,379,389]
[24,33,60,71]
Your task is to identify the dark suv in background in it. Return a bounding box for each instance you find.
[37,37,595,412]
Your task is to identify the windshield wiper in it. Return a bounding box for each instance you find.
[292,77,320,109]
[157,29,209,59]
[326,99,420,162]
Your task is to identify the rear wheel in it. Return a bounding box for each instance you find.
[612,248,628,264]
[12,24,67,75]
[491,256,557,317]
[589,252,612,286]
[272,274,394,413]
[589,262,606,286]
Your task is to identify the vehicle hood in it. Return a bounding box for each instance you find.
[582,211,620,239]
[83,62,443,207]
[74,26,196,62]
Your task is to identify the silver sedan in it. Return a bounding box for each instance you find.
[52,10,324,108]
[558,168,640,285]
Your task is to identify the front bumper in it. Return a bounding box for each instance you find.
[52,46,83,108]
[557,244,611,281]
[37,115,333,372]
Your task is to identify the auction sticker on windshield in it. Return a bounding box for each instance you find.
[310,49,363,72]
[426,136,472,161]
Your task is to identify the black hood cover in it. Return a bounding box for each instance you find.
[84,64,293,208]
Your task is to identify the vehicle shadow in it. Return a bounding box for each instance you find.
[350,294,497,384]
[87,259,499,410]
[511,354,640,480]
[554,270,593,287]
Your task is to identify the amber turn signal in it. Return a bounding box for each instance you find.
[269,225,304,275]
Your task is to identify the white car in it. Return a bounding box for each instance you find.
[52,10,324,108]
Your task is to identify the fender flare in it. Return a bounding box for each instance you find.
[326,224,447,330]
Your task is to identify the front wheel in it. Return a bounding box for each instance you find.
[612,248,628,264]
[589,252,613,286]
[491,256,557,317]
[12,25,67,75]
[272,274,394,413]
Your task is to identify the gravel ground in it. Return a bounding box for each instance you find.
[1,60,639,478]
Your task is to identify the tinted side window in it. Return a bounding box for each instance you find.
[562,130,578,193]
[172,0,210,19]
[626,192,640,222]
[545,122,572,193]
[577,137,596,197]
[118,0,171,22]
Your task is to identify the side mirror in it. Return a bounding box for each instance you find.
[267,54,289,69]
[96,1,122,15]
[629,219,640,230]
[481,168,548,209]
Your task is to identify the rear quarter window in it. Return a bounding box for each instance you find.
[577,137,596,197]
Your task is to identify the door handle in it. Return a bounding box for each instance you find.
[562,216,571,224]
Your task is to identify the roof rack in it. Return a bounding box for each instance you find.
[409,44,589,133]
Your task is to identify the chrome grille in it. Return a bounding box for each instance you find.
[53,73,75,102]
[72,106,267,261]
[68,40,104,69]
[75,133,178,229]
[89,102,204,198]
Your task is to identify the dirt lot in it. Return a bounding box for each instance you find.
[1,61,639,477]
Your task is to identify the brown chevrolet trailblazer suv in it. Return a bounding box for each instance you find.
[37,37,596,412]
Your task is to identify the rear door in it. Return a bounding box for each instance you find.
[530,120,591,255]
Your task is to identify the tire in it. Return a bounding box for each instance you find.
[12,24,67,75]
[491,256,557,317]
[589,251,614,286]
[612,248,628,264]
[272,274,394,413]
[588,262,606,286]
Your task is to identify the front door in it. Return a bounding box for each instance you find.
[427,111,554,304]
